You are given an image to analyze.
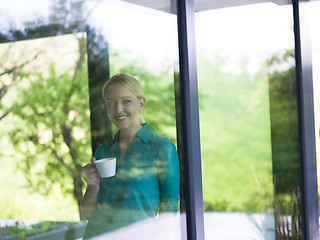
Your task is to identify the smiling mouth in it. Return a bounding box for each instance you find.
[116,116,127,121]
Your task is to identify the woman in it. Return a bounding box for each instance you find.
[80,73,180,239]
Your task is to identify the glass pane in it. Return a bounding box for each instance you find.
[0,1,91,238]
[0,1,182,239]
[83,1,182,239]
[195,2,300,239]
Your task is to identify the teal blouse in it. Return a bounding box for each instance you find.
[83,123,180,239]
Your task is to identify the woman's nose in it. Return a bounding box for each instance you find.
[115,102,123,112]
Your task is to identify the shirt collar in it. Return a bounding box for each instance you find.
[137,122,154,143]
[113,122,154,144]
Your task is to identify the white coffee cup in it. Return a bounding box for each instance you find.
[94,157,116,178]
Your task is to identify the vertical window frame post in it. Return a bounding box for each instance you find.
[176,0,205,239]
[293,0,319,239]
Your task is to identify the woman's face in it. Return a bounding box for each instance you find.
[105,83,145,131]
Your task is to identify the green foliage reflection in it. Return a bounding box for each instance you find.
[1,34,90,220]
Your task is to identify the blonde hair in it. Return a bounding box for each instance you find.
[102,73,144,101]
[102,73,146,124]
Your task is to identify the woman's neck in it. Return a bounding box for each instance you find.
[117,124,142,157]
[118,124,142,144]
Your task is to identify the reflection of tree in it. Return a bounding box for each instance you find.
[0,48,40,120]
[86,26,113,152]
[6,34,89,219]
[49,0,86,30]
[0,0,89,121]
[268,49,301,197]
[0,0,87,42]
[0,0,92,218]
[268,49,303,238]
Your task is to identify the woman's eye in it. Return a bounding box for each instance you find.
[123,99,131,104]
[107,100,115,106]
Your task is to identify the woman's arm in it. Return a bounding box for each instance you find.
[153,139,180,240]
[80,157,101,219]
[157,139,180,213]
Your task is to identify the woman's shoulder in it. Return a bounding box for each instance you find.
[150,132,178,162]
[97,140,114,149]
[94,140,115,157]
[150,132,175,149]
[142,123,176,148]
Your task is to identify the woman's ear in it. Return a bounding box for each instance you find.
[139,97,145,110]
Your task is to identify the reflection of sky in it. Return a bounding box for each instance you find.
[0,0,50,30]
[195,3,295,75]
[87,0,179,72]
[1,0,319,74]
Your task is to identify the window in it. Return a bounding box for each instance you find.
[195,2,303,239]
[1,0,319,239]
[0,0,182,239]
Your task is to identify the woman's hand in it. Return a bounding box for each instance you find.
[82,157,100,186]
[80,157,100,219]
